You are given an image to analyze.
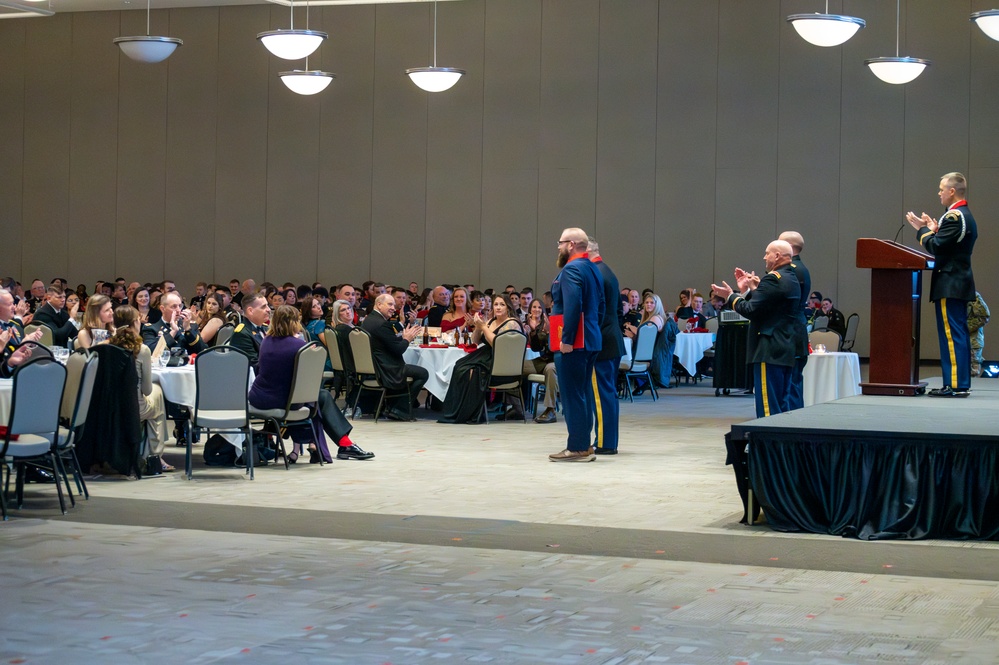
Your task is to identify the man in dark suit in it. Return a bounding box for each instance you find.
[712,239,804,418]
[140,291,206,356]
[31,286,80,347]
[227,293,269,368]
[906,171,978,397]
[588,238,625,455]
[779,231,811,411]
[424,286,451,327]
[361,294,427,420]
[0,289,38,378]
[549,227,604,462]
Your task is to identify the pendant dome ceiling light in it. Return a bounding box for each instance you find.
[258,0,327,61]
[865,0,929,84]
[405,1,465,92]
[971,9,999,41]
[276,0,334,95]
[113,0,183,64]
[787,0,865,47]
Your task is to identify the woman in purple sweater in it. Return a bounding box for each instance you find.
[248,305,374,463]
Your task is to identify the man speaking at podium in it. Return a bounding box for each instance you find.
[906,172,977,398]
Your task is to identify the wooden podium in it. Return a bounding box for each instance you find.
[856,238,934,396]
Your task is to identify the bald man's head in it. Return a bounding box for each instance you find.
[778,231,804,254]
[765,240,794,271]
[557,227,590,268]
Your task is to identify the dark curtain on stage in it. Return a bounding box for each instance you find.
[713,324,752,391]
[748,433,999,540]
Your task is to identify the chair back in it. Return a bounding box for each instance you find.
[10,340,54,361]
[704,317,719,334]
[809,330,842,351]
[489,331,528,380]
[348,329,378,376]
[214,325,235,347]
[286,342,328,407]
[811,315,829,331]
[676,317,689,331]
[632,323,658,363]
[194,346,250,427]
[325,328,345,372]
[24,323,54,348]
[60,350,98,425]
[841,313,859,351]
[6,357,65,448]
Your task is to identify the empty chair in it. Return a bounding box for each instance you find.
[214,325,235,347]
[1,356,67,518]
[809,329,842,352]
[192,346,252,480]
[54,350,99,503]
[619,322,659,402]
[810,315,829,332]
[840,313,859,352]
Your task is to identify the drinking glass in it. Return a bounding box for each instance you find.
[159,349,172,368]
[92,328,108,344]
[53,347,70,364]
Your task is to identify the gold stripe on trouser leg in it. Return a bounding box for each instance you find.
[760,362,771,417]
[591,369,603,449]
[941,298,959,387]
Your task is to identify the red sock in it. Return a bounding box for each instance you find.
[338,435,353,448]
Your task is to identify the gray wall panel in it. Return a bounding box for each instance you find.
[481,168,539,291]
[164,8,219,290]
[0,21,26,282]
[214,5,269,284]
[715,168,778,281]
[425,167,482,287]
[22,14,72,284]
[67,12,119,289]
[654,168,717,298]
[595,168,655,294]
[370,168,425,286]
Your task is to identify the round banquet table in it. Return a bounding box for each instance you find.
[673,332,715,377]
[152,364,255,450]
[402,345,471,401]
[802,351,862,407]
[0,378,10,426]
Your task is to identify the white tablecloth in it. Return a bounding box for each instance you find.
[674,332,715,377]
[403,346,471,401]
[803,351,862,407]
[0,378,11,426]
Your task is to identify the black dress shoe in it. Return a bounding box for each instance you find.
[534,408,557,424]
[337,445,375,460]
[25,466,56,483]
[384,409,414,422]
[593,448,618,455]
[928,386,969,397]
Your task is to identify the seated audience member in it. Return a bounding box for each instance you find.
[626,293,678,391]
[621,294,641,333]
[75,294,115,350]
[469,290,488,320]
[228,293,269,368]
[65,292,83,325]
[357,281,376,312]
[820,298,847,337]
[141,291,205,355]
[190,282,208,310]
[390,287,416,333]
[25,279,46,313]
[327,298,357,399]
[519,288,534,321]
[110,283,128,307]
[1,289,44,378]
[508,291,523,322]
[675,288,697,319]
[125,282,140,300]
[249,305,373,463]
[805,291,823,324]
[282,288,297,308]
[266,288,284,310]
[229,279,241,300]
[195,293,228,346]
[440,287,471,334]
[110,306,171,472]
[684,292,710,329]
[424,286,451,326]
[31,285,80,347]
[233,279,255,307]
[361,294,427,421]
[438,293,523,424]
[542,291,553,314]
[627,289,642,315]
[407,281,420,301]
[415,288,434,317]
[215,285,242,325]
[299,294,326,341]
[522,299,558,423]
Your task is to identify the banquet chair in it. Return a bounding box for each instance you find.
[526,373,559,418]
[810,315,830,332]
[348,329,412,423]
[193,346,252,480]
[23,324,54,348]
[214,325,235,347]
[323,328,349,401]
[8,340,54,361]
[1,356,67,519]
[619,323,659,402]
[840,314,859,352]
[248,342,326,476]
[54,350,99,503]
[809,330,842,352]
[484,331,528,424]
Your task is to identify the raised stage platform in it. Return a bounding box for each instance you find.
[726,377,999,541]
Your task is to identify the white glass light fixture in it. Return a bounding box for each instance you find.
[971,9,999,41]
[787,1,865,47]
[405,1,465,92]
[280,67,335,95]
[865,0,929,84]
[114,0,183,64]
[257,0,327,61]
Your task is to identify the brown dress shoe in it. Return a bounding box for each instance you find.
[534,408,557,424]
[549,448,596,462]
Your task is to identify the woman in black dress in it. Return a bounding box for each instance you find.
[437,293,523,424]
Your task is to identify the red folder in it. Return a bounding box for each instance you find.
[548,314,585,352]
